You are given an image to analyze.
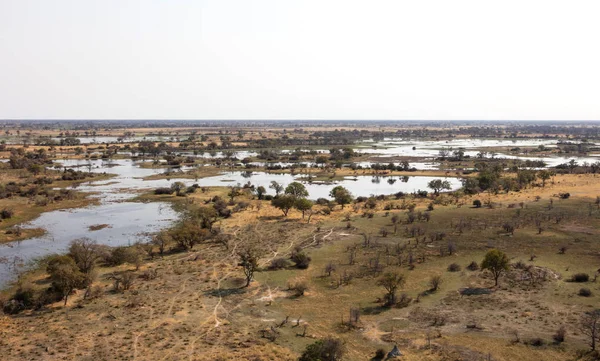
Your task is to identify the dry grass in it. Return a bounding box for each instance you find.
[1,170,600,360]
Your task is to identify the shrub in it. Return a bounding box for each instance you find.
[365,198,377,209]
[104,247,142,267]
[570,273,589,282]
[466,261,479,271]
[268,257,289,270]
[429,275,443,291]
[0,208,14,219]
[3,287,36,314]
[289,281,308,296]
[291,251,311,269]
[34,195,49,206]
[316,197,329,206]
[579,288,592,297]
[299,338,345,361]
[527,338,545,347]
[447,263,461,272]
[553,326,566,343]
[396,293,412,308]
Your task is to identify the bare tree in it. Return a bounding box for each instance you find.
[580,309,600,351]
[377,272,406,306]
[68,238,103,274]
[429,275,443,292]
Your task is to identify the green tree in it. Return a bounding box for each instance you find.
[237,247,259,287]
[427,179,451,195]
[315,155,329,167]
[271,195,296,217]
[255,186,266,200]
[191,206,218,231]
[170,222,208,250]
[46,255,85,306]
[285,182,309,198]
[294,198,313,219]
[538,170,552,187]
[481,249,510,286]
[228,185,241,202]
[269,181,284,196]
[329,186,353,209]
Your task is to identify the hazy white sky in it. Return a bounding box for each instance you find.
[1,0,599,120]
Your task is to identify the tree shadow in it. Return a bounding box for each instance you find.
[361,305,389,315]
[204,287,246,298]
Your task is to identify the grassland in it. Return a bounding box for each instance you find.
[1,172,599,360]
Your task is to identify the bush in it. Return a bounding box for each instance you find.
[396,293,412,308]
[578,288,592,297]
[291,251,311,269]
[466,261,479,271]
[268,257,289,270]
[558,192,570,199]
[3,287,36,314]
[527,338,545,347]
[0,208,14,219]
[104,247,142,267]
[447,263,461,272]
[316,198,329,206]
[570,273,589,282]
[289,281,308,296]
[553,326,566,343]
[299,338,345,361]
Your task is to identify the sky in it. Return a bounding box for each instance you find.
[1,0,600,121]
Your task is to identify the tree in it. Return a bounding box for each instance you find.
[269,181,284,196]
[68,238,102,274]
[294,198,313,219]
[329,186,353,209]
[581,309,600,351]
[191,206,218,231]
[377,272,406,306]
[228,185,241,202]
[255,186,266,200]
[299,338,345,361]
[46,255,85,306]
[285,182,309,198]
[271,195,296,217]
[538,170,552,187]
[427,179,451,196]
[481,249,509,286]
[315,155,329,167]
[237,247,259,287]
[170,222,208,250]
[152,231,170,256]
